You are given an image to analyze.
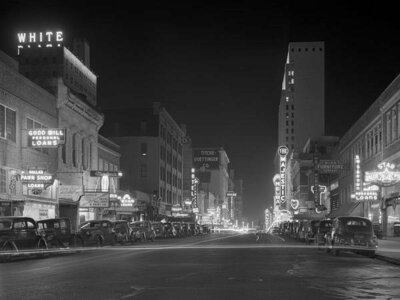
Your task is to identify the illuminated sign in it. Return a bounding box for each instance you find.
[226,192,237,197]
[21,169,53,184]
[191,168,198,208]
[290,199,300,210]
[28,128,65,148]
[90,171,123,177]
[80,192,109,208]
[17,31,63,53]
[313,155,320,206]
[193,149,220,169]
[318,160,344,174]
[120,194,135,207]
[353,191,379,201]
[365,162,400,187]
[278,146,288,206]
[355,155,361,191]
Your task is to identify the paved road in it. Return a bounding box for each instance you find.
[1,233,400,300]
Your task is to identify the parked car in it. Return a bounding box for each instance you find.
[151,221,165,238]
[325,216,378,257]
[37,217,77,248]
[0,217,48,251]
[172,222,184,237]
[129,221,156,242]
[393,222,400,237]
[305,220,320,244]
[162,222,175,238]
[77,220,117,246]
[314,219,332,249]
[111,220,132,244]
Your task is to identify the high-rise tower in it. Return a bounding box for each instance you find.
[278,41,325,152]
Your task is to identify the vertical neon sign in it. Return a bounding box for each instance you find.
[278,146,289,207]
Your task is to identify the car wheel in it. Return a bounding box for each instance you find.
[96,235,103,247]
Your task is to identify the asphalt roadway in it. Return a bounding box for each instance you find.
[1,233,400,300]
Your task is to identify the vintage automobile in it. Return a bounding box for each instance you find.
[162,222,175,238]
[0,217,48,251]
[129,220,156,242]
[151,221,165,238]
[325,216,378,257]
[77,220,117,246]
[37,217,78,248]
[171,222,184,237]
[304,220,320,244]
[314,219,332,249]
[111,220,133,244]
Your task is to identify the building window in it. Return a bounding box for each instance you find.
[27,118,48,154]
[82,138,87,170]
[140,164,147,178]
[61,143,66,164]
[89,142,92,169]
[140,143,147,156]
[392,107,397,142]
[0,168,6,193]
[72,133,78,167]
[386,111,391,146]
[0,105,16,142]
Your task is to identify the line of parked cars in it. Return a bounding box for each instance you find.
[0,216,210,251]
[298,216,379,257]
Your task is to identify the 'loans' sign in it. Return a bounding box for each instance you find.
[28,128,65,148]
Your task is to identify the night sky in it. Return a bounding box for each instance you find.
[1,1,400,221]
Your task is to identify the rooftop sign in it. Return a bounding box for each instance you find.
[17,31,63,53]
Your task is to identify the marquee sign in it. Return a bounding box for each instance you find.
[365,162,400,187]
[28,128,65,148]
[17,31,63,53]
[80,192,109,208]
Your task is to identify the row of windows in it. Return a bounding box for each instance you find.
[0,104,16,142]
[291,47,323,52]
[160,124,183,155]
[159,188,181,205]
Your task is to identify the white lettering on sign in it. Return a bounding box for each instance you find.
[17,31,63,53]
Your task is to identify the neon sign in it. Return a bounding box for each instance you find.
[278,146,288,206]
[28,128,65,148]
[290,199,300,210]
[365,162,400,187]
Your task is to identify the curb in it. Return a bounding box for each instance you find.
[375,254,400,266]
[0,249,81,263]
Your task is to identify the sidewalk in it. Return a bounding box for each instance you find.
[375,237,400,265]
[0,248,82,263]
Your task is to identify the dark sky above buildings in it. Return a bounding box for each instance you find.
[1,1,400,221]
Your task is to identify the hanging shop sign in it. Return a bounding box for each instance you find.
[313,155,320,207]
[191,168,199,208]
[120,194,135,207]
[364,162,400,187]
[290,199,300,210]
[21,169,54,189]
[28,128,65,148]
[278,146,288,206]
[317,160,344,174]
[80,192,109,208]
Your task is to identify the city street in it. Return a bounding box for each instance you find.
[1,233,400,300]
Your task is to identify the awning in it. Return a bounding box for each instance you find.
[327,201,362,218]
